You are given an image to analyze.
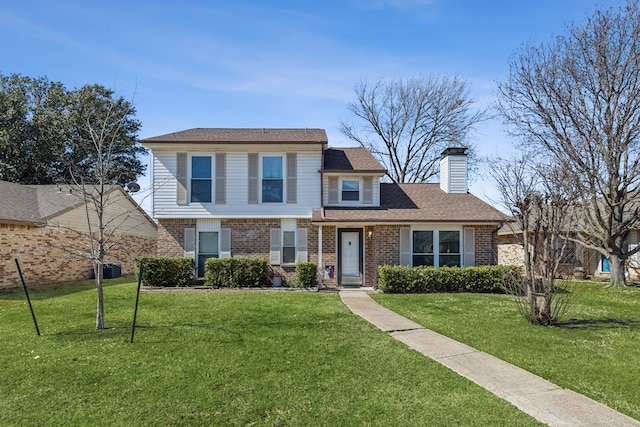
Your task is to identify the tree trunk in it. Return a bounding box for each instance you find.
[607,254,626,288]
[95,261,105,329]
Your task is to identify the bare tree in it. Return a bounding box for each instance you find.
[340,75,486,183]
[496,0,640,287]
[64,90,146,329]
[492,154,575,325]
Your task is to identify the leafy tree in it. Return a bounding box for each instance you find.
[496,0,640,287]
[340,75,486,183]
[0,73,145,186]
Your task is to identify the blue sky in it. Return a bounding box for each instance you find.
[0,0,625,210]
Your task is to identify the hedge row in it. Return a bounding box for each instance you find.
[377,265,523,293]
[136,256,195,287]
[205,257,270,288]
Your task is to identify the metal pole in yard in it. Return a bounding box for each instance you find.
[14,259,40,336]
[130,261,144,343]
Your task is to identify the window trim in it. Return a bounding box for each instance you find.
[189,154,213,204]
[411,228,462,267]
[340,178,362,203]
[260,153,285,204]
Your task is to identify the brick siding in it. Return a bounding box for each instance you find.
[0,223,156,289]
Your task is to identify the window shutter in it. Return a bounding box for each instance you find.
[248,153,258,204]
[400,228,411,265]
[363,177,373,204]
[286,153,297,204]
[215,153,226,204]
[176,152,187,204]
[220,228,231,258]
[270,228,281,265]
[297,228,307,262]
[328,177,338,204]
[184,227,195,259]
[464,227,475,266]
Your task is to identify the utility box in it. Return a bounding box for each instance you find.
[103,263,121,279]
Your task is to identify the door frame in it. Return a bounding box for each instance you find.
[337,228,363,286]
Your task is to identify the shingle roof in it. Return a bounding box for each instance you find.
[313,183,508,223]
[141,128,328,144]
[322,147,387,173]
[0,181,126,225]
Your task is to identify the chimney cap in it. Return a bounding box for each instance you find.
[441,147,468,157]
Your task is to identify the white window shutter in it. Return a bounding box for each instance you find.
[220,228,231,258]
[297,228,307,262]
[400,228,411,266]
[184,227,195,259]
[215,153,226,204]
[270,228,281,265]
[248,153,259,204]
[176,152,187,204]
[328,177,338,204]
[286,153,297,204]
[464,227,475,266]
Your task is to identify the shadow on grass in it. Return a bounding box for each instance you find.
[0,277,133,301]
[556,318,638,329]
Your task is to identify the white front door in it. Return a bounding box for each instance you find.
[342,232,360,276]
[339,229,362,286]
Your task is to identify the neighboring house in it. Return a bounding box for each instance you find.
[497,223,640,281]
[0,181,157,288]
[142,128,507,288]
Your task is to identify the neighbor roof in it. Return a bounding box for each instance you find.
[322,147,387,173]
[141,128,328,144]
[313,183,508,223]
[0,181,153,226]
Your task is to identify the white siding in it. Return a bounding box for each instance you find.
[152,150,322,218]
[440,155,468,194]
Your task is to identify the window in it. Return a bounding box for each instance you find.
[411,230,461,267]
[341,180,360,202]
[413,231,434,266]
[439,231,461,266]
[191,156,212,203]
[197,231,219,277]
[283,230,296,264]
[262,156,283,203]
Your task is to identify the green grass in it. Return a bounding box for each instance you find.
[0,279,541,426]
[372,281,640,420]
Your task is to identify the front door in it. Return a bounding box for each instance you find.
[338,229,363,286]
[601,254,610,273]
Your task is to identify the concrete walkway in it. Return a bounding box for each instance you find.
[340,290,640,427]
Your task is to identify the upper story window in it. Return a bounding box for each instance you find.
[262,156,283,203]
[191,156,212,203]
[341,180,360,202]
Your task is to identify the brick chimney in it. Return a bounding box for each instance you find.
[440,147,468,194]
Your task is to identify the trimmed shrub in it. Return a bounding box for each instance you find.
[136,256,195,287]
[294,262,318,288]
[378,265,522,294]
[205,257,270,288]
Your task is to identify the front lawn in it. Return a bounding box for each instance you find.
[0,280,540,426]
[372,281,640,421]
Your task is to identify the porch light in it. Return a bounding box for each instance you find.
[367,230,374,239]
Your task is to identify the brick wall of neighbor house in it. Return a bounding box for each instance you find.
[157,219,197,257]
[498,235,524,267]
[365,225,404,288]
[0,223,156,289]
[474,225,499,265]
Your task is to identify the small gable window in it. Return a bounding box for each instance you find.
[341,180,360,202]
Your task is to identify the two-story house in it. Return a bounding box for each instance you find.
[142,128,507,288]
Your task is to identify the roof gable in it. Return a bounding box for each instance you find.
[322,147,386,173]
